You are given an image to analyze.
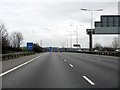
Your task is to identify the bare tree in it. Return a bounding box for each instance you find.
[10,32,23,48]
[94,43,103,51]
[0,24,10,53]
[0,24,9,47]
[112,37,118,50]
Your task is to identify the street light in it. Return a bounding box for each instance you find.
[66,31,73,48]
[69,34,72,48]
[81,8,103,51]
[64,35,69,48]
[70,24,83,51]
[81,8,103,11]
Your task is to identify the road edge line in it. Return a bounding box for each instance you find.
[0,55,42,77]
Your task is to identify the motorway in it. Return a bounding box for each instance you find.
[0,52,119,88]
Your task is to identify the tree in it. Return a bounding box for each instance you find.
[102,46,114,51]
[0,24,10,53]
[94,43,103,51]
[10,32,23,48]
[112,37,118,50]
[33,43,42,53]
[0,24,9,46]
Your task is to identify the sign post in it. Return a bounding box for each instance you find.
[73,44,81,51]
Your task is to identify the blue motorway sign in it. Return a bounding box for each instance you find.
[27,42,33,51]
[49,47,52,52]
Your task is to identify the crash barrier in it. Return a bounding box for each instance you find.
[1,52,35,61]
[77,51,120,57]
[65,51,120,57]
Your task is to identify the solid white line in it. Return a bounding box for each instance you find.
[83,76,95,86]
[70,64,74,68]
[0,55,42,77]
[64,59,66,62]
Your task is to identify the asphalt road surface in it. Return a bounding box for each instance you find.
[1,52,119,88]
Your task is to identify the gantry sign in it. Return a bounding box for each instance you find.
[86,15,120,51]
[94,15,120,34]
[87,15,120,34]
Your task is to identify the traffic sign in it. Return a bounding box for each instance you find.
[73,44,81,47]
[94,15,120,34]
[27,42,33,51]
[49,47,52,52]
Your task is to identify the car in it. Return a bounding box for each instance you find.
[94,49,99,52]
[116,49,120,52]
[78,49,82,52]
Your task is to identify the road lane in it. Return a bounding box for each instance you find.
[57,52,118,88]
[2,52,93,88]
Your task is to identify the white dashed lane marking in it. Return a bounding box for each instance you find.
[64,59,66,61]
[83,76,95,86]
[69,64,74,68]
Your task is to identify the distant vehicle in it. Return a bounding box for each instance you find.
[116,49,120,52]
[78,49,82,52]
[94,49,99,52]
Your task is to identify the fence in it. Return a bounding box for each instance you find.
[65,51,120,57]
[1,52,35,61]
[77,51,120,57]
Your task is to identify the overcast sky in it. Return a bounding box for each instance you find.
[0,0,119,48]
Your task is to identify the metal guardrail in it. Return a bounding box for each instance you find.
[76,51,120,57]
[1,52,35,61]
[64,51,120,57]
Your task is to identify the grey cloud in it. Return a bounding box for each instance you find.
[0,1,118,47]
